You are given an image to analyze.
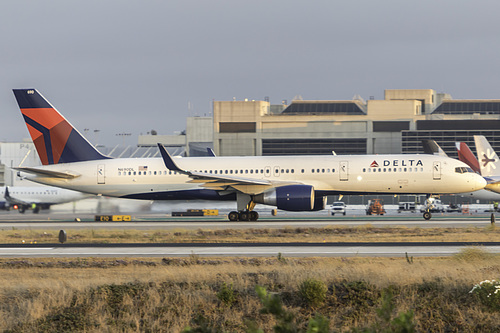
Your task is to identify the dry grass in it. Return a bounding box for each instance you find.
[1,224,499,244]
[0,255,499,332]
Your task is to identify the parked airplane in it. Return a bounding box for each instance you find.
[12,89,486,221]
[0,186,90,213]
[473,135,500,194]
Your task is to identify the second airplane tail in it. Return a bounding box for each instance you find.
[13,89,109,165]
[474,135,500,177]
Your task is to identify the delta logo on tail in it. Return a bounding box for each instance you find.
[13,89,108,165]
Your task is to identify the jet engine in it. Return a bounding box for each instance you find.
[254,185,324,211]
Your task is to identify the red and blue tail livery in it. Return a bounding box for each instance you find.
[13,89,109,165]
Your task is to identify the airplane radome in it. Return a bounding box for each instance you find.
[12,89,486,221]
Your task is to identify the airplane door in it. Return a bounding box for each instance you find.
[265,166,271,177]
[340,161,348,181]
[97,164,105,184]
[273,166,280,177]
[433,161,441,180]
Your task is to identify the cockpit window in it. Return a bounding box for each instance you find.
[455,167,474,174]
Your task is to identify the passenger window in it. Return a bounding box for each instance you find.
[301,169,305,173]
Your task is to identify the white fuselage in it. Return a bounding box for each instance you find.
[20,154,485,199]
[0,186,90,206]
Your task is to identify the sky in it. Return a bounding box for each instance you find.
[1,0,500,146]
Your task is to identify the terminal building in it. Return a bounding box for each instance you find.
[139,88,500,160]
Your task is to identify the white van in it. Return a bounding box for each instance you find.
[331,202,346,215]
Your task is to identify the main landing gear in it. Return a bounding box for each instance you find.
[228,210,259,221]
[228,193,260,221]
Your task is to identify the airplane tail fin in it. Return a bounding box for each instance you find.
[13,89,109,165]
[421,140,447,157]
[455,142,480,174]
[474,135,500,177]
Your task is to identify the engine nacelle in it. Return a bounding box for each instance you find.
[254,185,316,211]
[312,195,327,211]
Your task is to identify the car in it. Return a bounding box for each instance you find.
[331,201,346,215]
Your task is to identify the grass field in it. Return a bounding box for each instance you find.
[1,224,499,332]
[1,224,499,244]
[0,249,499,332]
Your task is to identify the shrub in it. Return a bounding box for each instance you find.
[470,279,500,311]
[216,282,237,307]
[299,278,328,308]
[454,246,494,261]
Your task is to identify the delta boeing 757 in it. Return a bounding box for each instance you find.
[12,89,486,221]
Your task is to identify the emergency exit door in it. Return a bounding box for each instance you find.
[97,164,105,184]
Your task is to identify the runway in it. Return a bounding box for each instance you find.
[0,242,499,258]
[0,212,496,230]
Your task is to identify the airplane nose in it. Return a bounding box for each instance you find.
[476,176,487,190]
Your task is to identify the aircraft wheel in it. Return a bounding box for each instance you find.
[239,211,249,221]
[228,211,239,221]
[423,211,432,220]
[19,206,26,214]
[249,211,259,221]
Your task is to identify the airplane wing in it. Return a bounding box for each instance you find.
[13,167,80,179]
[157,144,300,194]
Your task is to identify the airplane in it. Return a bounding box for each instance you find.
[472,135,500,194]
[11,89,486,221]
[0,185,90,213]
[422,139,500,201]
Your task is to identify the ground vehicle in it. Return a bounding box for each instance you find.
[446,203,462,213]
[420,198,445,213]
[398,202,416,213]
[331,202,346,215]
[366,199,385,215]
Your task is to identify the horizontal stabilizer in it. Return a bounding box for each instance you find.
[14,167,80,179]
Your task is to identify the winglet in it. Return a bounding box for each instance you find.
[207,148,216,157]
[422,140,447,157]
[157,143,185,173]
[4,187,10,200]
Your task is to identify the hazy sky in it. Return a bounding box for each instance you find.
[1,0,500,146]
